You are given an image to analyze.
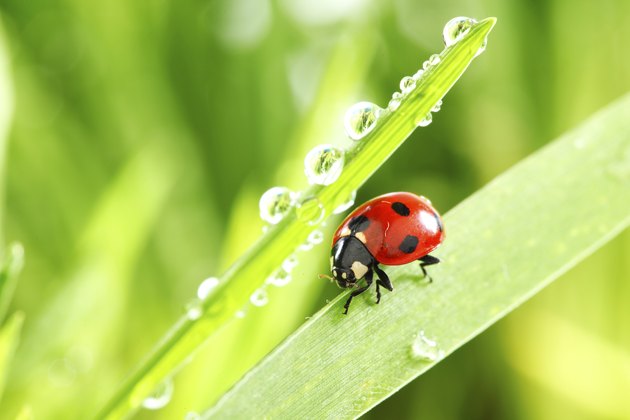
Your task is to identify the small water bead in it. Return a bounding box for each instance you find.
[422,60,431,71]
[235,310,246,319]
[185,299,203,320]
[413,69,424,80]
[443,16,476,47]
[197,277,219,300]
[250,288,269,307]
[388,92,403,111]
[416,112,433,127]
[267,268,292,287]
[304,145,345,186]
[344,101,382,140]
[296,197,325,226]
[399,76,416,94]
[410,330,444,362]
[297,241,313,252]
[307,230,324,245]
[333,191,357,214]
[259,187,296,225]
[282,255,299,272]
[142,379,174,410]
[429,54,441,65]
[431,99,443,113]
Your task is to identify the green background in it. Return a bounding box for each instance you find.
[0,0,628,418]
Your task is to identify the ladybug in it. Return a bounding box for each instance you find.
[327,192,444,314]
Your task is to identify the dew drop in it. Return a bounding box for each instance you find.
[388,92,403,111]
[197,277,219,300]
[250,288,269,307]
[344,101,382,140]
[304,145,345,186]
[185,299,203,320]
[422,60,431,71]
[297,240,313,251]
[410,330,444,362]
[307,230,324,245]
[142,379,174,410]
[416,113,433,127]
[296,197,325,226]
[399,76,416,94]
[443,16,476,46]
[429,54,441,65]
[413,69,424,80]
[259,187,297,225]
[332,190,357,214]
[431,99,443,113]
[282,254,299,272]
[235,310,246,319]
[266,268,292,287]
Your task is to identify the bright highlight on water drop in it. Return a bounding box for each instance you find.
[304,144,345,186]
[410,330,444,362]
[250,288,269,307]
[197,277,219,300]
[344,101,382,140]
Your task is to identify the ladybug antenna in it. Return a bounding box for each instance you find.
[318,274,333,282]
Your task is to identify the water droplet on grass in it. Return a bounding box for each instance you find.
[142,379,174,410]
[185,299,203,320]
[431,99,443,113]
[410,330,444,362]
[282,255,299,272]
[388,92,403,111]
[443,16,476,46]
[296,197,325,226]
[250,288,269,306]
[399,76,416,94]
[235,310,246,319]
[332,190,357,214]
[344,101,382,140]
[416,113,433,127]
[304,145,345,185]
[197,277,219,300]
[259,187,296,224]
[307,230,324,245]
[267,268,292,287]
[429,54,441,65]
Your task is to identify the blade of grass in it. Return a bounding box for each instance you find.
[98,18,496,418]
[0,311,23,401]
[202,92,630,419]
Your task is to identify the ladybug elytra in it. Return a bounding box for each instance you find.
[327,192,445,314]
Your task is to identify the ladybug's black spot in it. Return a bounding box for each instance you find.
[391,202,410,216]
[348,215,370,233]
[399,235,419,254]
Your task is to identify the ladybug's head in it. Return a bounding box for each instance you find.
[329,236,374,289]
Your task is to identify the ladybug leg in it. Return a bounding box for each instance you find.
[342,271,373,315]
[418,254,440,282]
[373,265,393,304]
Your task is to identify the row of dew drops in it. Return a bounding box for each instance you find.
[142,16,479,413]
[258,16,483,227]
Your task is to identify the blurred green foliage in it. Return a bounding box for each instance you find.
[0,0,628,419]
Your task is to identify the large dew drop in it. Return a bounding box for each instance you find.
[259,186,296,225]
[142,379,174,410]
[399,76,416,94]
[410,330,444,362]
[304,145,345,186]
[443,16,477,46]
[344,101,382,140]
[296,197,325,226]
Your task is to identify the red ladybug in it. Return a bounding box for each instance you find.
[328,192,444,314]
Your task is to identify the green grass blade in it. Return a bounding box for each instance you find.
[202,92,630,419]
[0,243,24,324]
[98,17,497,419]
[0,311,24,401]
